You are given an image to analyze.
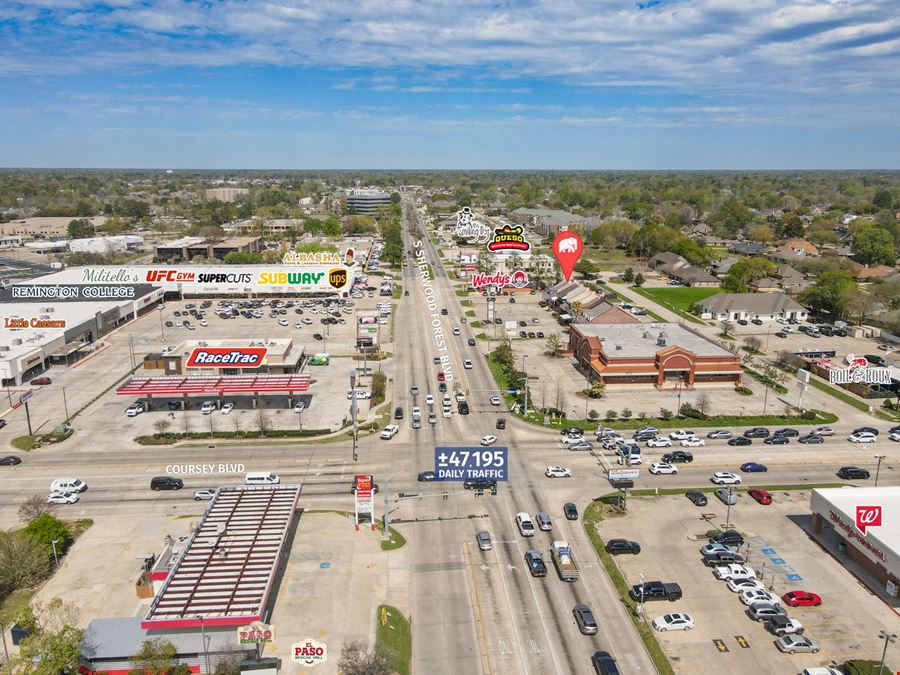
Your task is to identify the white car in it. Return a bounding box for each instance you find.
[727,578,766,593]
[646,437,672,448]
[302,317,312,325]
[193,489,216,501]
[490,395,500,405]
[545,466,572,478]
[849,432,877,443]
[649,462,678,475]
[442,406,452,418]
[293,402,305,413]
[711,472,742,485]
[200,400,217,414]
[669,429,695,440]
[380,425,399,440]
[814,426,835,436]
[480,435,497,446]
[740,589,781,606]
[278,319,288,326]
[560,435,586,446]
[681,437,705,448]
[425,394,434,405]
[125,402,145,417]
[714,564,757,581]
[347,390,371,400]
[464,360,473,369]
[221,403,234,415]
[412,406,421,417]
[651,613,694,632]
[199,320,208,327]
[452,327,461,335]
[48,491,79,505]
[890,431,900,442]
[294,322,302,329]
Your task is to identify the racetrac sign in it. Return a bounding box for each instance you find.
[186,347,267,368]
[829,354,892,386]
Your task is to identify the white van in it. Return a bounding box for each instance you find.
[245,472,280,485]
[50,478,87,493]
[516,513,535,537]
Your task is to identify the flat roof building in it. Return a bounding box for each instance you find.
[569,322,743,386]
[698,291,808,322]
[346,189,392,215]
[155,237,262,262]
[148,338,305,375]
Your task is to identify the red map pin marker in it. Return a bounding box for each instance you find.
[553,231,583,282]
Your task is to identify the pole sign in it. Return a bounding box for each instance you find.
[608,468,640,481]
[433,447,508,481]
[354,474,374,521]
[19,390,33,405]
[829,355,892,385]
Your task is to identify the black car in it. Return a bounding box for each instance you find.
[165,320,174,327]
[891,424,900,435]
[703,550,745,566]
[417,471,435,482]
[464,479,496,491]
[737,319,748,326]
[853,426,879,436]
[833,328,847,337]
[468,338,476,346]
[775,331,788,338]
[564,502,578,520]
[458,402,470,415]
[525,550,547,577]
[661,450,693,464]
[751,318,763,326]
[591,651,621,675]
[394,407,404,420]
[798,434,824,444]
[744,427,770,438]
[150,476,183,491]
[629,581,682,601]
[0,455,21,466]
[438,382,447,392]
[686,491,708,506]
[864,355,886,367]
[440,308,448,316]
[0,419,7,429]
[496,418,506,430]
[167,400,181,411]
[837,466,870,480]
[632,430,657,442]
[605,539,641,555]
[537,331,544,338]
[728,436,752,446]
[561,427,582,435]
[774,428,799,437]
[764,435,790,445]
[313,333,323,340]
[710,529,744,547]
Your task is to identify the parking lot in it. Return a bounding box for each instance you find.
[596,491,900,674]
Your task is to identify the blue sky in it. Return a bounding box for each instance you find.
[1,0,898,169]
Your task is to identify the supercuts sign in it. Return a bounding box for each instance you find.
[186,348,267,368]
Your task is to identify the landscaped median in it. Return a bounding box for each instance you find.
[376,604,412,675]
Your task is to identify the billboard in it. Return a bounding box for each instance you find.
[608,468,640,481]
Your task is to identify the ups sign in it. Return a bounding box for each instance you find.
[328,268,348,289]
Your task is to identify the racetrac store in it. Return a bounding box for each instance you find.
[810,487,900,598]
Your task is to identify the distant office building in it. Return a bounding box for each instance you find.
[205,187,249,202]
[347,190,392,215]
[69,235,144,255]
[155,236,261,262]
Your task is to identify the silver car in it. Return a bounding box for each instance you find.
[775,634,820,654]
[476,531,492,551]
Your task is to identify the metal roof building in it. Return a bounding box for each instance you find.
[142,484,302,629]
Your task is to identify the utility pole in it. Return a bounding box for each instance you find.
[350,370,358,462]
[62,387,69,422]
[874,454,887,487]
[878,630,897,675]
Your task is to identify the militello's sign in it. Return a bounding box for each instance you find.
[829,354,892,386]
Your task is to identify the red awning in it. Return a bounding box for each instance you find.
[116,374,311,396]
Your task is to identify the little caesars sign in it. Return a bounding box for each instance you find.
[829,354,892,386]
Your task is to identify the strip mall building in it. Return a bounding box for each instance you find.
[568,322,743,387]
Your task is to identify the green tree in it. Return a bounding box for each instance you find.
[873,189,893,210]
[493,341,515,373]
[746,223,774,243]
[14,598,83,675]
[708,198,752,234]
[475,252,497,274]
[621,267,634,283]
[722,257,776,292]
[223,251,263,264]
[0,531,52,595]
[545,332,561,356]
[778,213,805,238]
[852,224,895,266]
[633,272,645,287]
[66,218,94,238]
[23,513,72,559]
[131,638,193,675]
[799,270,857,318]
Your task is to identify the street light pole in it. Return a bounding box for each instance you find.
[158,306,165,340]
[62,387,69,422]
[878,630,897,675]
[198,616,210,673]
[51,539,59,566]
[638,572,645,619]
[350,370,358,462]
[874,454,886,487]
[725,490,733,529]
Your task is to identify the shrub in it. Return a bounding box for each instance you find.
[659,408,673,420]
[605,409,617,421]
[588,409,599,420]
[735,386,753,396]
[620,408,632,420]
[843,660,895,675]
[23,513,72,558]
[800,410,816,420]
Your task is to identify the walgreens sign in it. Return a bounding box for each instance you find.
[186,348,267,368]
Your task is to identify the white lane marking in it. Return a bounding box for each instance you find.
[491,543,531,675]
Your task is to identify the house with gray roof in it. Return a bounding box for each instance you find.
[669,265,720,287]
[729,241,766,256]
[698,292,808,323]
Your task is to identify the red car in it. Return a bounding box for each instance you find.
[748,488,773,505]
[30,377,51,386]
[782,590,822,607]
[437,371,446,382]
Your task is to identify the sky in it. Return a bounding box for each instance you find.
[0,0,899,169]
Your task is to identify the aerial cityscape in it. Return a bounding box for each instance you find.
[0,2,899,675]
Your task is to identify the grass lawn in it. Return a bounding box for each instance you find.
[11,435,38,451]
[583,248,636,269]
[0,587,36,627]
[808,377,871,412]
[632,286,719,324]
[376,605,412,675]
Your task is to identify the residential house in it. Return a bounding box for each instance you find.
[710,257,738,279]
[697,292,808,323]
[748,277,781,293]
[669,265,720,288]
[649,252,689,272]
[729,241,766,256]
[855,265,896,282]
[773,265,809,294]
[778,238,819,257]
[682,222,711,239]
[579,300,641,325]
